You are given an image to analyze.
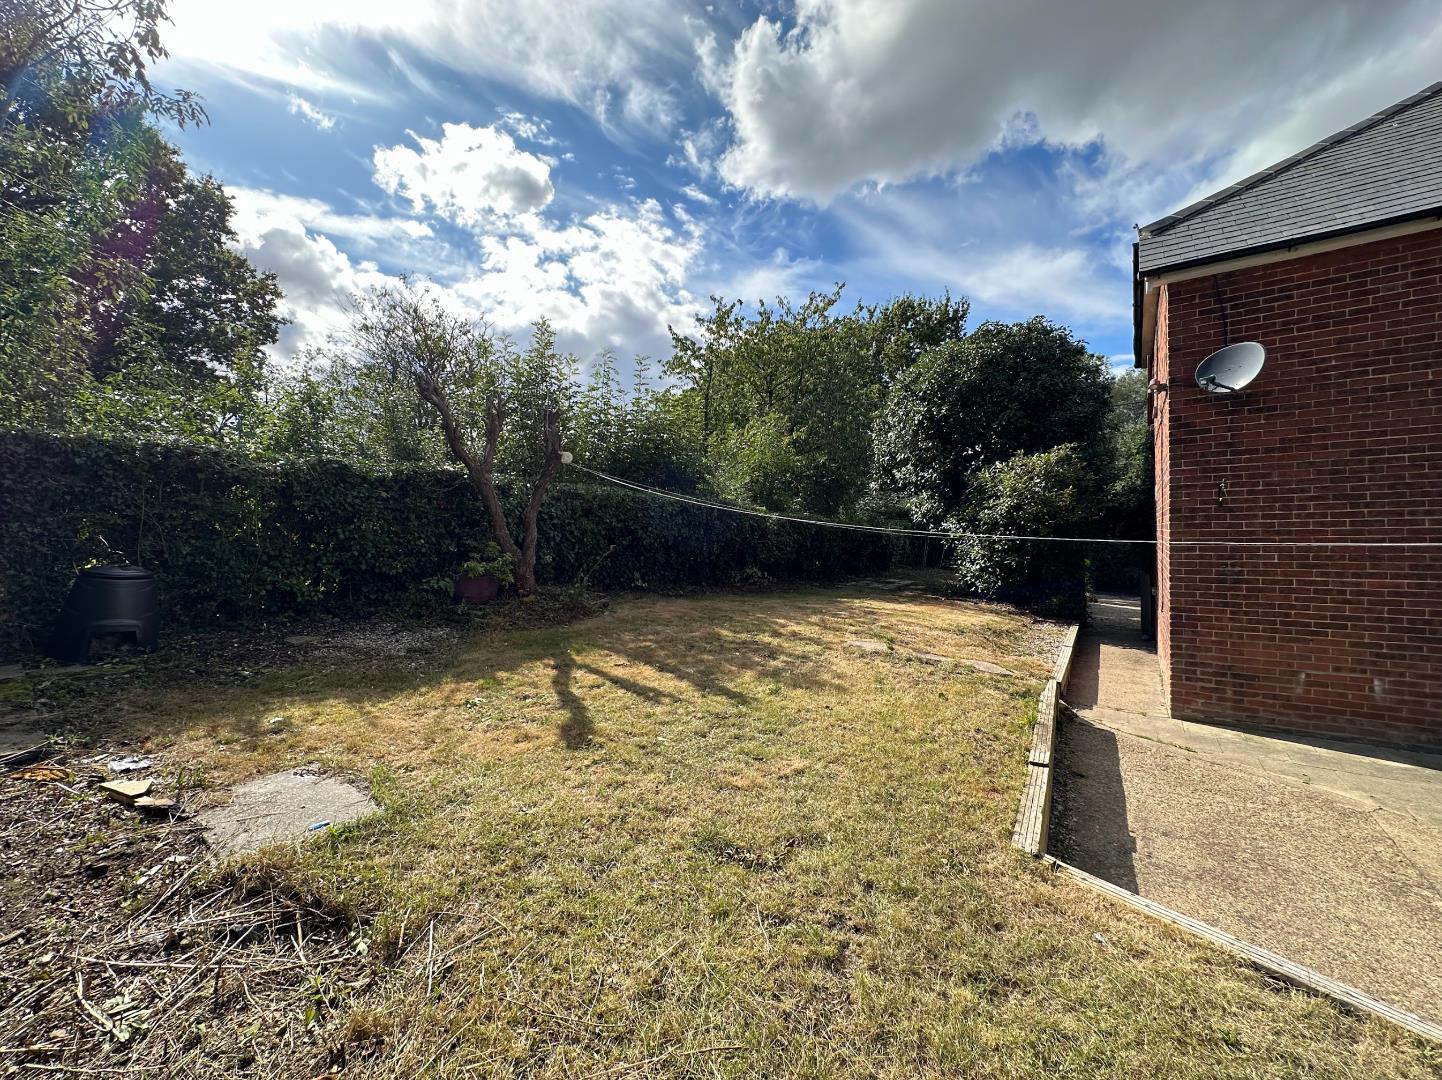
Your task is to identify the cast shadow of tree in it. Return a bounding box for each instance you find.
[54,590,863,756]
[550,651,591,749]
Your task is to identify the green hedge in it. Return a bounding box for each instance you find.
[0,430,897,654]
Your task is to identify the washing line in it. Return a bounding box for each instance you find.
[568,463,1442,550]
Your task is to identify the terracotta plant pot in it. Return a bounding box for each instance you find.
[453,574,501,603]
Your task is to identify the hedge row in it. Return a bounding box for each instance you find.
[0,430,897,654]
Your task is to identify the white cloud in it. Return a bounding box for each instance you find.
[680,184,716,205]
[164,0,703,134]
[952,246,1126,326]
[668,118,728,178]
[712,0,1442,202]
[495,111,559,146]
[836,187,1126,327]
[227,171,704,365]
[373,123,555,224]
[228,192,401,358]
[287,93,336,130]
[231,188,432,245]
[709,247,825,306]
[453,199,704,357]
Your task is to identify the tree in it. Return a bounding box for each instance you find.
[663,288,967,515]
[1105,367,1152,532]
[75,138,283,441]
[2,0,204,129]
[1,0,282,442]
[856,291,970,386]
[873,317,1112,612]
[0,121,283,438]
[709,412,803,511]
[874,317,1111,525]
[346,285,564,596]
[94,151,282,381]
[1086,366,1155,590]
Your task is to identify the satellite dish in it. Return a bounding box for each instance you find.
[1195,341,1265,394]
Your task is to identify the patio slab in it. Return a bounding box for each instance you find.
[1052,595,1442,1023]
[198,768,378,857]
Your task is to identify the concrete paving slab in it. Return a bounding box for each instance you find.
[1065,594,1167,717]
[1053,594,1442,1023]
[198,769,378,857]
[911,652,1016,676]
[1077,707,1442,834]
[1053,715,1442,1022]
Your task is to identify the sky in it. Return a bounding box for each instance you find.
[152,0,1442,379]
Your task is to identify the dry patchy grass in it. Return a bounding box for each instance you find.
[35,585,1442,1078]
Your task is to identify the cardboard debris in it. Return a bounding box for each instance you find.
[8,765,69,783]
[98,779,153,803]
[133,796,178,813]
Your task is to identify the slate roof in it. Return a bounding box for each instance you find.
[1137,82,1442,274]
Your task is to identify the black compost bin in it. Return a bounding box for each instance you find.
[49,565,160,663]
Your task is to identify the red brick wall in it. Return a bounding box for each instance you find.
[1157,227,1442,750]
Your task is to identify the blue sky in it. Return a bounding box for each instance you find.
[153,0,1442,379]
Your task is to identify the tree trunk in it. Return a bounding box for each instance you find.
[415,378,562,596]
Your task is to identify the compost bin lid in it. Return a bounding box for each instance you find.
[80,564,154,580]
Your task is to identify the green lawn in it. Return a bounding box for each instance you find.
[47,585,1441,1077]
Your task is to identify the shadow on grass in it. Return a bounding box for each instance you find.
[550,651,593,749]
[46,583,925,755]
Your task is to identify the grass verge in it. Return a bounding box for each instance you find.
[22,584,1441,1078]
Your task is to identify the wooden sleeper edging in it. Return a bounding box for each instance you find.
[1011,622,1078,857]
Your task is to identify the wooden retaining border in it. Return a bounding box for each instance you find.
[1051,624,1079,687]
[1010,624,1078,855]
[1013,620,1442,1043]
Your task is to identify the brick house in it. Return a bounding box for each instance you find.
[1134,83,1442,751]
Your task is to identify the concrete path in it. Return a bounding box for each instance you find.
[1051,595,1442,1023]
[1065,594,1167,718]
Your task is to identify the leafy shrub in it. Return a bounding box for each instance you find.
[874,317,1111,525]
[0,430,898,654]
[458,543,515,585]
[947,445,1089,618]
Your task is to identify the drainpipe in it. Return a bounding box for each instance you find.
[1132,237,1158,640]
[1131,240,1143,368]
